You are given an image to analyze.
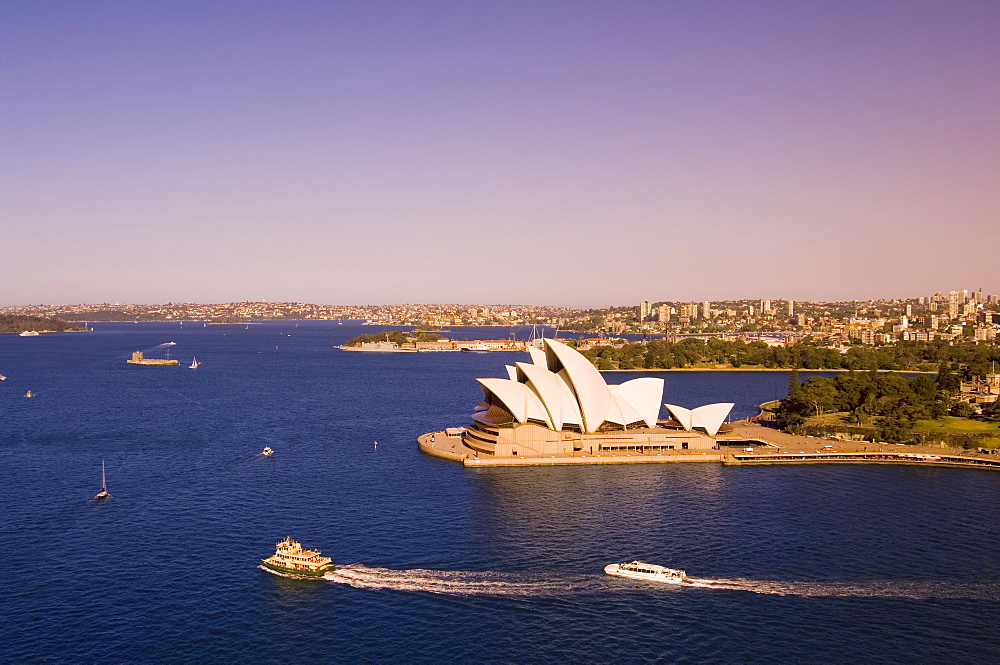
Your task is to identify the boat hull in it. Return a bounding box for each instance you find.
[260,559,333,577]
[604,564,687,584]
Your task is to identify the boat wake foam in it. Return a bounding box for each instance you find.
[324,565,594,596]
[685,578,1000,600]
[321,567,999,601]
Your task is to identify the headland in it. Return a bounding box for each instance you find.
[419,337,1000,471]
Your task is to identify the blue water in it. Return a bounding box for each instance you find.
[2,322,997,664]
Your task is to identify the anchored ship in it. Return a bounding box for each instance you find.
[261,537,334,577]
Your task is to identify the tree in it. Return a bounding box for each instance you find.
[798,377,838,417]
[949,401,977,418]
[787,368,801,397]
[881,415,913,443]
[935,363,960,392]
[979,400,1000,421]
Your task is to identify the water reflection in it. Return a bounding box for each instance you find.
[469,464,730,570]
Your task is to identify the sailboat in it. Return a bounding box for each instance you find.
[94,460,112,500]
[189,357,199,369]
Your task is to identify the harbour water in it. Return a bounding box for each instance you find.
[1,322,997,663]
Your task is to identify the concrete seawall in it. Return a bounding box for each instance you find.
[419,424,1000,471]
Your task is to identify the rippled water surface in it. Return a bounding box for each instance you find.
[2,322,998,664]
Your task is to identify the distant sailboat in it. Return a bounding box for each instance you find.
[189,357,199,369]
[94,460,111,500]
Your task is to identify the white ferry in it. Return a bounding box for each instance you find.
[605,560,688,584]
[261,537,334,577]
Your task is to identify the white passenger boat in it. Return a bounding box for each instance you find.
[604,560,688,584]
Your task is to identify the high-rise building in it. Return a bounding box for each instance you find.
[948,291,960,318]
[905,304,912,317]
[787,300,794,316]
[761,299,771,314]
[682,303,699,319]
[974,289,984,304]
[701,301,711,319]
[639,301,650,320]
[657,305,671,322]
[925,315,939,330]
[748,305,755,317]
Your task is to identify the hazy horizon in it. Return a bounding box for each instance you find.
[3,1,998,307]
[2,288,994,311]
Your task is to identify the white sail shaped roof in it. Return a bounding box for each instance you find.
[515,361,575,431]
[610,378,665,428]
[472,339,673,434]
[691,403,734,436]
[604,392,644,427]
[664,404,693,430]
[664,403,734,436]
[477,378,552,428]
[542,339,611,433]
[527,346,547,367]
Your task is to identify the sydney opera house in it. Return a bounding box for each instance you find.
[449,338,734,460]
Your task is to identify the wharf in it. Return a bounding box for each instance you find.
[726,450,1000,469]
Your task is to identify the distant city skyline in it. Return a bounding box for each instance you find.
[3,1,998,307]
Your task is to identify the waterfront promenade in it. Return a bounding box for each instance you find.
[419,423,1000,470]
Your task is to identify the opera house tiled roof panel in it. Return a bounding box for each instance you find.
[475,338,665,433]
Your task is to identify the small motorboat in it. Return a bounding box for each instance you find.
[24,390,33,398]
[605,561,688,585]
[261,447,274,457]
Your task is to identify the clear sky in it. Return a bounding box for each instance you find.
[2,0,998,307]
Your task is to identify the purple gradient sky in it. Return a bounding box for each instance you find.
[2,1,998,307]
